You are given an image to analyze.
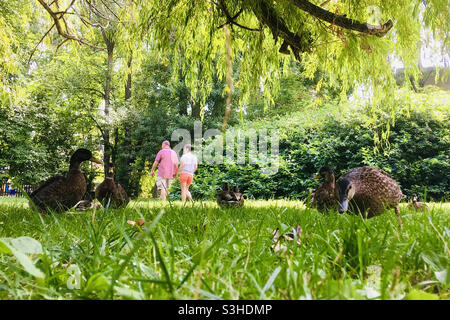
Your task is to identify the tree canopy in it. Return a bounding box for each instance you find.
[28,0,449,106]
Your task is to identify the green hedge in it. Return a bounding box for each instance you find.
[173,89,449,201]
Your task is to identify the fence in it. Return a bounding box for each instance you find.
[0,183,34,197]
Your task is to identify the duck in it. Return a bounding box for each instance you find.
[408,193,429,211]
[95,163,129,208]
[231,185,244,207]
[310,166,336,212]
[29,148,102,213]
[217,182,242,208]
[335,166,405,225]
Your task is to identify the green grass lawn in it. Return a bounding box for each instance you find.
[0,197,448,300]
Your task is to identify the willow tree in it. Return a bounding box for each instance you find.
[34,0,448,126]
[138,0,448,117]
[35,0,143,174]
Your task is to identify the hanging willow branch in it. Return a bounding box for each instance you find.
[289,0,393,36]
[36,0,106,50]
[221,25,233,133]
[251,0,393,60]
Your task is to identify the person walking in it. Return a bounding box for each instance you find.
[177,144,198,203]
[151,140,179,202]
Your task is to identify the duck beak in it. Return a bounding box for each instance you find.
[90,157,103,164]
[312,174,320,180]
[338,199,348,214]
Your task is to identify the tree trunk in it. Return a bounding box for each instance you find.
[102,31,115,176]
[121,55,133,192]
[191,101,201,118]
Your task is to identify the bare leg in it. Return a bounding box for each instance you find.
[160,188,167,202]
[187,188,193,202]
[180,182,187,203]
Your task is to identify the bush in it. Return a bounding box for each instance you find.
[188,89,449,201]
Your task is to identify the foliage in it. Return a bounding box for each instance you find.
[137,0,449,108]
[187,88,449,201]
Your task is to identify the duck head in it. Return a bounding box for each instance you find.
[106,163,115,178]
[313,166,334,183]
[70,149,102,169]
[336,177,355,213]
[411,193,418,203]
[222,183,230,192]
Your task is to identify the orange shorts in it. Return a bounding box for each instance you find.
[179,173,193,186]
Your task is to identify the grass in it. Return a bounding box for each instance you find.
[0,196,448,300]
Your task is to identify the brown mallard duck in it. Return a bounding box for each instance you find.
[217,182,233,207]
[335,166,405,225]
[217,183,243,208]
[95,164,129,208]
[216,182,237,208]
[310,166,336,212]
[408,193,429,211]
[231,185,244,207]
[29,148,102,213]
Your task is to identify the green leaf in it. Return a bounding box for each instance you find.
[0,237,45,279]
[114,286,145,300]
[84,273,110,293]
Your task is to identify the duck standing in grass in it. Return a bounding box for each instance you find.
[335,166,405,226]
[95,164,129,208]
[29,148,102,214]
[310,166,336,212]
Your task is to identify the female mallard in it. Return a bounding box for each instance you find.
[29,148,102,213]
[310,166,336,212]
[217,183,233,207]
[335,166,404,224]
[217,183,244,208]
[95,164,129,208]
[231,185,244,207]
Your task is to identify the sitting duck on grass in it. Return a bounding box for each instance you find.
[29,148,102,214]
[217,183,244,208]
[95,163,129,209]
[310,166,336,212]
[335,166,405,227]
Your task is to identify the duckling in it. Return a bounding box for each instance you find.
[29,148,102,213]
[95,164,129,208]
[217,183,236,208]
[310,166,336,212]
[408,193,429,211]
[335,166,404,225]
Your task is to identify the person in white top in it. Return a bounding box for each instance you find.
[176,144,198,203]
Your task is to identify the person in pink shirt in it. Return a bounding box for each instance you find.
[151,140,179,201]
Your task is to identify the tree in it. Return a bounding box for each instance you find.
[138,0,448,106]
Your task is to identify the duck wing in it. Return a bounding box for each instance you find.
[30,175,66,198]
[113,183,129,208]
[29,175,75,212]
[95,179,114,204]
